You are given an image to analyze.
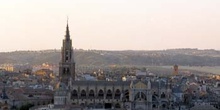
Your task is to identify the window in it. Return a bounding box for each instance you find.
[89,90,95,97]
[66,68,70,74]
[161,92,166,98]
[71,90,78,99]
[81,90,86,97]
[98,90,104,98]
[115,89,121,99]
[106,90,112,99]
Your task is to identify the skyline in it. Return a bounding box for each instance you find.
[1,0,220,52]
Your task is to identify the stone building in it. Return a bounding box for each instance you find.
[58,19,75,85]
[53,21,172,110]
[55,79,171,110]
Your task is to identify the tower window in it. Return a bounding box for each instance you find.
[65,50,69,62]
[66,68,70,74]
[66,50,69,55]
[63,68,66,74]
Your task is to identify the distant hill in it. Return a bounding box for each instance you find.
[1,48,220,66]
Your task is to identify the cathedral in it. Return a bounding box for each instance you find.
[54,22,173,110]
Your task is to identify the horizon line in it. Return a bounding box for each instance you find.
[0,48,219,53]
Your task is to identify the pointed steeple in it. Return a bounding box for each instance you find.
[59,18,76,84]
[65,17,70,40]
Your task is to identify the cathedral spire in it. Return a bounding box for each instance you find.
[65,17,70,40]
[59,19,76,84]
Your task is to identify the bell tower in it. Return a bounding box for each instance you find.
[59,19,75,84]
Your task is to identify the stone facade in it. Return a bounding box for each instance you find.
[54,22,172,110]
[55,79,172,110]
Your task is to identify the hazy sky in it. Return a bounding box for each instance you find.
[1,0,220,52]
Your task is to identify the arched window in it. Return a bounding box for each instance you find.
[71,90,78,99]
[66,68,70,74]
[89,90,95,97]
[161,92,166,98]
[98,90,104,98]
[81,90,86,97]
[115,89,121,99]
[65,50,69,62]
[134,92,147,101]
[106,89,112,99]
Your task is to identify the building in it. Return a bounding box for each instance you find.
[53,21,173,110]
[173,64,178,75]
[0,64,14,72]
[58,20,75,85]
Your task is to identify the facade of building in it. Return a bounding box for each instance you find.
[55,80,172,110]
[54,22,173,110]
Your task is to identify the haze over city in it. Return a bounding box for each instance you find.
[1,0,220,52]
[2,1,220,110]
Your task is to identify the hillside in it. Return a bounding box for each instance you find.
[1,49,220,66]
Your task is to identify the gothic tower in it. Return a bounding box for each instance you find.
[59,20,75,84]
